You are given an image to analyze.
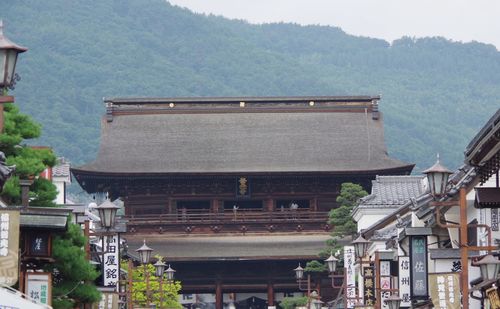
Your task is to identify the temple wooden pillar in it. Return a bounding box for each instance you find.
[212,199,220,213]
[216,281,223,309]
[167,198,173,214]
[267,281,275,306]
[265,198,274,212]
[310,197,318,211]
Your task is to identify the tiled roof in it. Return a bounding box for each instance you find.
[52,158,70,177]
[359,175,426,208]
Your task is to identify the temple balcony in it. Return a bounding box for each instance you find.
[124,209,331,234]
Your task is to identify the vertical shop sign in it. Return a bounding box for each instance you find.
[398,256,411,307]
[0,209,19,286]
[363,266,376,306]
[429,273,460,309]
[410,235,428,299]
[103,235,119,288]
[344,246,356,308]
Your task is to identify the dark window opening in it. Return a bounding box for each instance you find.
[223,200,263,210]
[177,200,211,210]
[276,199,310,210]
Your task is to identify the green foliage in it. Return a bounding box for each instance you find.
[279,296,308,309]
[0,103,57,206]
[304,260,327,273]
[46,223,101,308]
[3,0,500,172]
[329,183,368,238]
[129,260,182,308]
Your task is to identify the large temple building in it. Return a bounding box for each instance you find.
[72,96,413,309]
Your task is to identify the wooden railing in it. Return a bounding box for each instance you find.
[125,209,330,225]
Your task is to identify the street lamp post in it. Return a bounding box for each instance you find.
[423,156,470,309]
[294,264,314,309]
[137,240,154,307]
[0,20,27,132]
[384,294,401,309]
[472,254,500,281]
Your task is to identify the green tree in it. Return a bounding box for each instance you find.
[0,103,57,206]
[129,258,182,309]
[279,296,308,309]
[46,222,101,309]
[320,183,368,258]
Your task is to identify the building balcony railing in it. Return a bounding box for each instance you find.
[124,209,331,234]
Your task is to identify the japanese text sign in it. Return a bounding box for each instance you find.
[25,272,51,305]
[0,210,19,286]
[344,246,356,308]
[410,235,428,299]
[103,235,119,288]
[429,273,460,309]
[398,256,411,307]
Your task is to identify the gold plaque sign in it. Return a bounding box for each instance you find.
[0,209,20,286]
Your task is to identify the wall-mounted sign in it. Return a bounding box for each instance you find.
[363,266,376,306]
[27,232,51,257]
[491,208,499,231]
[410,235,428,299]
[429,273,460,309]
[487,286,500,309]
[398,256,411,307]
[0,210,19,286]
[344,246,356,309]
[103,235,119,288]
[236,177,251,198]
[25,272,52,306]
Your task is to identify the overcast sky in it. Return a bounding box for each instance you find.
[167,0,500,50]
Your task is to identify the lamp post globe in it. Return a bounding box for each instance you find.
[0,20,27,91]
[384,294,402,309]
[473,254,500,281]
[136,240,154,265]
[95,199,120,230]
[165,265,176,281]
[293,264,304,280]
[154,259,167,278]
[422,155,452,199]
[352,235,370,260]
[324,254,338,273]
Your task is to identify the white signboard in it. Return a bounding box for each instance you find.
[344,246,356,308]
[103,235,119,288]
[399,256,411,307]
[25,273,51,305]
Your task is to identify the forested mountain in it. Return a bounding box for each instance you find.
[3,0,500,173]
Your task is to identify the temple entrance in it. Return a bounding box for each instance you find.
[223,200,263,210]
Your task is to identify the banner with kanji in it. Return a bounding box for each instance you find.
[344,246,356,308]
[429,273,460,309]
[0,209,19,286]
[103,235,119,288]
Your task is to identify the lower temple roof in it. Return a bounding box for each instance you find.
[125,233,330,261]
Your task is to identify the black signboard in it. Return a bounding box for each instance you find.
[27,233,51,257]
[410,235,428,299]
[363,266,376,306]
